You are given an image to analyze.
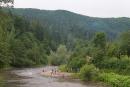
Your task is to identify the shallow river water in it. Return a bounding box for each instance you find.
[0,66,106,87]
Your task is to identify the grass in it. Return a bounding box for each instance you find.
[98,72,130,87]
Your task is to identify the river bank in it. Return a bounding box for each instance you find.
[40,71,72,78]
[40,66,72,78]
[40,66,109,87]
[0,66,107,87]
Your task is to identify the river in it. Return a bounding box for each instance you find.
[0,66,106,87]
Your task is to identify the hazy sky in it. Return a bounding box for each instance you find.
[14,0,130,18]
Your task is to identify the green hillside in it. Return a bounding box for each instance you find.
[1,2,130,87]
[11,8,130,40]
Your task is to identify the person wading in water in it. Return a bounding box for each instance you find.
[51,69,54,76]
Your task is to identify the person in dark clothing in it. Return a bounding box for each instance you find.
[42,69,45,72]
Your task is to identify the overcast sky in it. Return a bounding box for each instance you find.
[14,0,130,18]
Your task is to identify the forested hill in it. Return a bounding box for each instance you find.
[1,7,130,87]
[11,8,130,39]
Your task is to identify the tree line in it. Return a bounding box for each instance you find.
[0,10,50,68]
[0,8,130,70]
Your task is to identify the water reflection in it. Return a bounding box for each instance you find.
[0,69,25,87]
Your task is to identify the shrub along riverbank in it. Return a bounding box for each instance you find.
[98,73,130,87]
[59,64,130,87]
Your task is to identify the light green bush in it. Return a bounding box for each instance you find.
[59,65,69,72]
[68,57,86,72]
[79,64,99,81]
[48,45,71,66]
[99,56,130,75]
[98,72,130,87]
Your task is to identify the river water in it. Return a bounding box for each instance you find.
[0,66,106,87]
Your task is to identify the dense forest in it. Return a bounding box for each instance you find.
[11,8,130,40]
[0,10,51,68]
[1,4,130,87]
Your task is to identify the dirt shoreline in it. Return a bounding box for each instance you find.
[40,70,72,78]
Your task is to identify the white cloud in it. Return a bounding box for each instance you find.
[14,0,130,17]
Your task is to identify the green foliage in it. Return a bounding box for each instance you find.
[59,65,69,72]
[48,45,71,66]
[100,56,130,74]
[93,32,106,49]
[79,64,99,81]
[0,11,49,68]
[91,48,106,68]
[106,43,120,58]
[87,32,107,68]
[67,40,90,72]
[98,73,130,87]
[0,42,11,68]
[1,9,130,87]
[120,31,130,57]
[0,13,13,68]
[11,8,130,41]
[68,57,86,72]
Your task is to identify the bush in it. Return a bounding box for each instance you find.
[68,57,86,72]
[48,45,71,66]
[98,72,130,87]
[59,65,69,72]
[79,64,99,81]
[99,56,130,75]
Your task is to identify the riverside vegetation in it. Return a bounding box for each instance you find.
[1,1,130,86]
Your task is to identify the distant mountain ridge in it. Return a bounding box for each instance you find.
[11,8,130,39]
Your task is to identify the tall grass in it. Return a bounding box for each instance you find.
[98,72,130,87]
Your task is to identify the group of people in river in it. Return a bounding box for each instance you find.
[50,68,57,75]
[42,68,65,78]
